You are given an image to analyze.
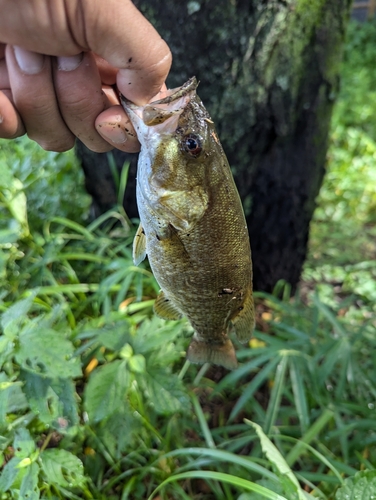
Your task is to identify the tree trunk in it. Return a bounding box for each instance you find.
[76,0,351,292]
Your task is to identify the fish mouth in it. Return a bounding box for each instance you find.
[120,77,198,128]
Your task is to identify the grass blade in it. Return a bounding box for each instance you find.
[272,435,344,485]
[159,447,278,481]
[264,354,289,434]
[285,408,334,467]
[191,393,216,449]
[117,162,130,207]
[290,357,310,433]
[230,356,280,421]
[148,470,288,500]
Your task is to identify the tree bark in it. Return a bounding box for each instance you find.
[76,0,351,292]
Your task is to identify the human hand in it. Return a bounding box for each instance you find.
[0,0,171,152]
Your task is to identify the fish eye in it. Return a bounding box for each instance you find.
[182,134,202,158]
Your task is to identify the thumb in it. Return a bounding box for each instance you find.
[81,0,172,105]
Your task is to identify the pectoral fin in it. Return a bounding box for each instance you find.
[133,224,147,266]
[232,290,255,343]
[187,335,238,370]
[154,291,183,320]
[159,187,208,231]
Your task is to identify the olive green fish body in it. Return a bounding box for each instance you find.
[122,78,254,369]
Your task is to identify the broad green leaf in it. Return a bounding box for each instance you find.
[132,316,183,355]
[21,372,79,428]
[3,177,29,238]
[14,428,35,459]
[141,371,188,415]
[0,377,27,422]
[84,360,129,422]
[50,378,79,428]
[98,411,140,458]
[40,449,85,488]
[0,163,15,189]
[1,293,36,335]
[96,322,130,351]
[0,457,22,492]
[16,327,81,379]
[20,371,54,424]
[129,354,146,374]
[335,470,376,499]
[19,462,39,500]
[0,228,19,245]
[247,421,305,500]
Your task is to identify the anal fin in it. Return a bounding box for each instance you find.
[154,291,183,320]
[133,223,147,266]
[187,335,238,370]
[232,289,255,344]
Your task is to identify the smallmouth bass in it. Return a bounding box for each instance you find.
[121,77,254,370]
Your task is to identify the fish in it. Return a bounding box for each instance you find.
[121,77,254,370]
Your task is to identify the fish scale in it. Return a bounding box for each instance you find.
[121,77,254,370]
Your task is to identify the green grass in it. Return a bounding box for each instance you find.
[1,19,376,500]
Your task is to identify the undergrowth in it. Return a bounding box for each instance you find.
[1,19,376,500]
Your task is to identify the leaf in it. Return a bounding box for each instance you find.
[14,428,35,459]
[289,358,310,434]
[15,327,81,379]
[246,421,305,500]
[84,360,130,422]
[238,479,285,500]
[21,372,79,428]
[0,457,22,492]
[335,470,376,499]
[0,374,28,422]
[1,293,36,336]
[230,357,280,421]
[141,371,188,415]
[264,355,289,434]
[50,378,79,428]
[132,316,183,355]
[129,354,146,374]
[20,371,54,424]
[0,162,15,189]
[148,470,288,500]
[96,322,130,351]
[2,177,29,238]
[19,462,39,500]
[40,449,85,488]
[98,411,140,458]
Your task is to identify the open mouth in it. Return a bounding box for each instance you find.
[121,77,198,127]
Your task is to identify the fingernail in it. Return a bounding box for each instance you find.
[97,119,128,144]
[57,53,83,71]
[14,46,44,74]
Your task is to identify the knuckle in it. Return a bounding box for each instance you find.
[34,136,75,152]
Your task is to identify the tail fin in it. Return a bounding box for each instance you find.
[186,335,238,370]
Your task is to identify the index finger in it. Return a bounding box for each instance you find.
[80,0,172,105]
